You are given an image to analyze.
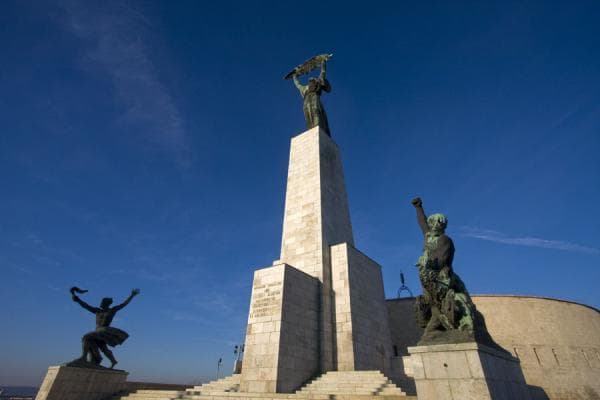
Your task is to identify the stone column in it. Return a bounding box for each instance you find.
[278,126,354,372]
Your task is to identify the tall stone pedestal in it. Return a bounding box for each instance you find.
[35,365,128,400]
[239,127,399,393]
[404,342,531,400]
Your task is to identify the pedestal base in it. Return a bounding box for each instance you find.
[404,342,531,400]
[35,365,128,400]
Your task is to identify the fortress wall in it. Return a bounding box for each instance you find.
[386,295,600,400]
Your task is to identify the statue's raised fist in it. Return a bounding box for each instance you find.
[411,197,423,207]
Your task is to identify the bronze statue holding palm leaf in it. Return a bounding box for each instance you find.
[285,53,333,136]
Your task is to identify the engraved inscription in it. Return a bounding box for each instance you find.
[250,281,282,319]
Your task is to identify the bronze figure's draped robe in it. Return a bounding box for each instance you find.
[69,288,139,368]
[294,75,331,135]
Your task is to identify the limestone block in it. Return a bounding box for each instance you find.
[35,365,127,400]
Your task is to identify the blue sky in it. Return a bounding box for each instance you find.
[1,0,599,387]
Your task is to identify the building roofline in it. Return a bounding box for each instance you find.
[387,294,600,314]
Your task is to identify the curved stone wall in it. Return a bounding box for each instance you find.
[386,295,600,400]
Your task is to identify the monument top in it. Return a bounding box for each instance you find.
[286,54,333,136]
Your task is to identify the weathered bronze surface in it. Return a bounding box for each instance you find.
[286,54,333,136]
[411,198,497,346]
[67,287,140,369]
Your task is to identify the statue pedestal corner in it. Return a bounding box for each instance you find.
[35,365,128,400]
[403,342,531,400]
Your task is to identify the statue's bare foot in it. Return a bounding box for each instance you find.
[110,360,118,369]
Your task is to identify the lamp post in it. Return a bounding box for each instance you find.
[233,344,244,374]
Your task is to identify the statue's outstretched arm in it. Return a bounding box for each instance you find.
[72,295,98,314]
[112,288,140,311]
[293,75,306,96]
[319,61,327,80]
[411,197,429,236]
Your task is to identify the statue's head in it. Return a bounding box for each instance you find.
[427,213,447,235]
[100,297,113,309]
[308,77,319,90]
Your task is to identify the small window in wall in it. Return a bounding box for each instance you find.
[551,348,560,366]
[533,347,541,365]
[581,349,591,367]
[393,345,399,357]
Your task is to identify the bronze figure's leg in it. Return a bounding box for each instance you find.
[99,342,118,369]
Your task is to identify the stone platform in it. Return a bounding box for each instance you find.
[35,365,128,400]
[111,372,416,400]
[404,342,531,400]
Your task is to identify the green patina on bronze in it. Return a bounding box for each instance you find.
[411,197,498,346]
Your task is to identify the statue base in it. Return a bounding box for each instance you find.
[35,365,128,400]
[403,342,531,400]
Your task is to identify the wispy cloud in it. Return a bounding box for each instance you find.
[458,226,599,255]
[60,1,191,167]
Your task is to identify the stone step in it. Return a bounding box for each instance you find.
[179,394,414,400]
[115,391,415,400]
[180,395,411,400]
[296,371,406,397]
[117,391,183,399]
[187,374,241,393]
[113,371,413,400]
[376,384,406,396]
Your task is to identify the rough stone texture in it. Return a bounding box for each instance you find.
[277,266,320,392]
[35,365,127,400]
[404,342,531,400]
[279,126,354,276]
[278,126,354,372]
[331,243,393,372]
[387,295,600,400]
[240,264,320,393]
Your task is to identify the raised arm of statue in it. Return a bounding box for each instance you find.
[112,288,140,312]
[411,197,429,236]
[293,74,306,97]
[72,295,99,314]
[319,61,326,80]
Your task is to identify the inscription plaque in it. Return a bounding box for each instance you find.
[249,281,282,319]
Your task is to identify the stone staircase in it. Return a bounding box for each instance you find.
[182,374,241,396]
[111,372,415,400]
[296,371,407,398]
[112,389,183,400]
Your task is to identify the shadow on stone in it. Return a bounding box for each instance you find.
[527,385,550,400]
